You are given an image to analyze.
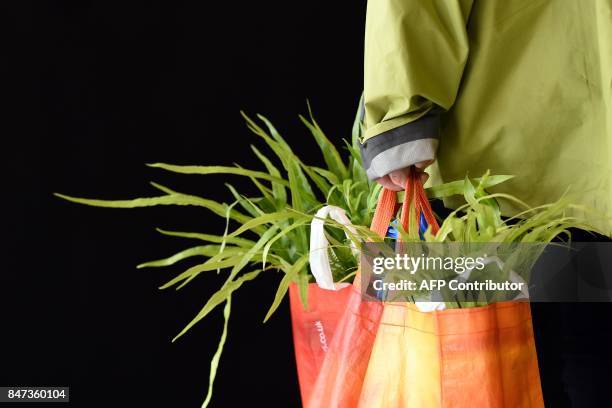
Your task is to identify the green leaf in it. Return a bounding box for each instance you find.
[242,113,318,211]
[248,176,274,202]
[473,171,503,229]
[367,183,383,213]
[258,115,318,208]
[251,145,287,206]
[159,257,242,290]
[225,184,265,219]
[310,166,340,185]
[264,254,309,322]
[300,164,333,197]
[155,228,255,247]
[463,175,479,209]
[284,164,311,254]
[173,270,262,341]
[344,140,367,183]
[55,192,253,225]
[229,211,304,237]
[350,191,366,219]
[344,141,362,166]
[201,295,231,408]
[147,163,290,186]
[300,102,348,180]
[342,179,355,214]
[255,114,293,151]
[262,220,309,268]
[137,246,216,268]
[227,226,280,282]
[423,175,515,199]
[149,181,176,195]
[54,192,205,208]
[287,160,318,212]
[217,200,240,274]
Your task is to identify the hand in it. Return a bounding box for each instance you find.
[376,160,433,191]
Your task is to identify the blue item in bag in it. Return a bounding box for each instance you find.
[419,212,428,240]
[386,214,428,240]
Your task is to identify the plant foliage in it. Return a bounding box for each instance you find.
[56,101,597,407]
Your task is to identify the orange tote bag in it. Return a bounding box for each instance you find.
[288,283,352,404]
[357,172,545,408]
[289,187,398,407]
[358,301,544,407]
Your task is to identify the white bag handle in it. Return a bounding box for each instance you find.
[309,205,356,291]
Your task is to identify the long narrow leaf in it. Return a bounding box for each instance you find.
[160,254,246,290]
[201,296,231,408]
[251,145,287,206]
[156,228,254,247]
[424,175,515,199]
[137,246,216,269]
[300,103,348,180]
[147,163,289,186]
[55,192,253,225]
[227,226,280,282]
[173,270,262,341]
[264,254,309,322]
[229,211,304,237]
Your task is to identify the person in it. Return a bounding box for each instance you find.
[360,0,612,406]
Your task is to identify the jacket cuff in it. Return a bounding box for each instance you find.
[360,109,440,180]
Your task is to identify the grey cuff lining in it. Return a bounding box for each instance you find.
[365,138,439,180]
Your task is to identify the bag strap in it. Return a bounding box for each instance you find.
[407,167,440,235]
[370,187,398,237]
[373,167,439,239]
[309,205,357,290]
[356,168,439,289]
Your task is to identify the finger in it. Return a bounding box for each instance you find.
[376,175,403,191]
[388,169,410,190]
[414,160,434,170]
[419,172,429,184]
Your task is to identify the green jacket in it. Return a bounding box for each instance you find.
[360,0,612,234]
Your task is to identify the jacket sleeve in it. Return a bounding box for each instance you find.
[361,0,474,180]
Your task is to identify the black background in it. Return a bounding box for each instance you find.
[5,1,366,407]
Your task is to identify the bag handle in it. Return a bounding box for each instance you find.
[370,187,398,237]
[308,186,400,290]
[309,206,357,290]
[404,167,440,236]
[356,168,439,290]
[371,167,439,239]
